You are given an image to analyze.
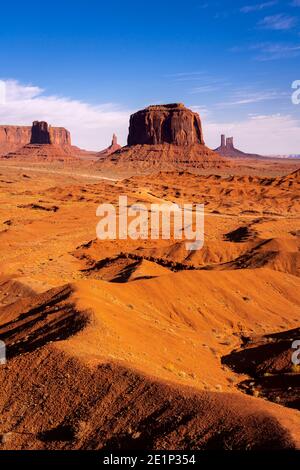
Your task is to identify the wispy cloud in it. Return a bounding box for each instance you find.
[198,2,209,9]
[216,89,287,107]
[166,71,210,83]
[290,0,300,6]
[173,76,209,82]
[190,105,209,118]
[0,79,131,150]
[189,84,221,94]
[230,42,300,60]
[253,42,300,60]
[166,71,206,78]
[240,2,277,13]
[258,13,297,30]
[204,114,300,154]
[214,11,230,19]
[2,79,299,156]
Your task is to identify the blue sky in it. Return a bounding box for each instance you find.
[0,0,300,153]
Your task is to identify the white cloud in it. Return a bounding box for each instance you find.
[240,2,277,13]
[166,71,206,77]
[166,71,206,81]
[1,80,299,155]
[215,89,287,106]
[5,81,44,101]
[0,80,131,150]
[190,85,221,94]
[258,14,297,30]
[230,42,300,60]
[203,113,300,154]
[190,105,209,118]
[252,42,300,60]
[198,2,209,9]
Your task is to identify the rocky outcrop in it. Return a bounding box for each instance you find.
[30,121,71,146]
[1,121,78,163]
[95,104,229,175]
[96,143,228,172]
[111,133,120,150]
[30,121,51,144]
[0,126,31,156]
[215,135,265,159]
[127,103,204,146]
[2,144,80,163]
[96,133,121,157]
[50,126,71,146]
[0,123,71,156]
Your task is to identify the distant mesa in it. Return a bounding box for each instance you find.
[0,123,72,156]
[268,153,300,160]
[96,133,121,158]
[0,125,31,156]
[0,122,96,160]
[214,134,265,159]
[30,120,75,148]
[1,121,79,163]
[96,103,229,174]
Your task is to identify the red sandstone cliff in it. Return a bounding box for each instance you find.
[95,103,229,175]
[1,121,79,163]
[0,124,71,156]
[0,126,30,156]
[127,103,204,146]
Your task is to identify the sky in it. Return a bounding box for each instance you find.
[0,0,300,154]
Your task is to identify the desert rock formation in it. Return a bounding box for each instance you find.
[215,134,266,159]
[127,103,204,146]
[0,126,29,156]
[30,121,52,144]
[0,123,71,156]
[96,133,121,157]
[1,121,79,163]
[30,121,71,146]
[0,161,299,450]
[96,104,229,175]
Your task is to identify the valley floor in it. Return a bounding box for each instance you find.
[0,161,299,450]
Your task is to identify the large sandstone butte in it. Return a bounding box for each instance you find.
[127,103,204,146]
[30,120,71,146]
[96,103,229,175]
[2,121,79,163]
[0,123,71,156]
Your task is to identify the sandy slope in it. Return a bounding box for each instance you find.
[0,163,299,449]
[0,274,300,449]
[1,347,299,450]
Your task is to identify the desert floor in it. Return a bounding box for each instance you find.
[0,160,299,450]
